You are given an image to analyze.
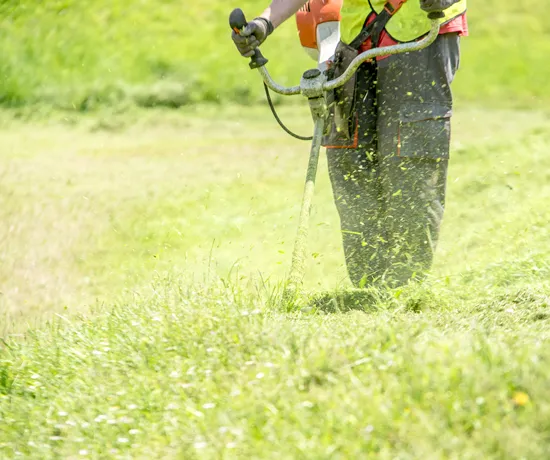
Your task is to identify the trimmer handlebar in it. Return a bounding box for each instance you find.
[229,11,441,97]
[229,8,269,69]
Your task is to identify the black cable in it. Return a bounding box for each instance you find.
[263,83,313,141]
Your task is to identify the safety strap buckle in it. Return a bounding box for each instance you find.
[384,0,408,15]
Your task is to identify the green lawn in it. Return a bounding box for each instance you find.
[1,104,550,456]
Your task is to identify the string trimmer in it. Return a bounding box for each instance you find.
[229,6,443,304]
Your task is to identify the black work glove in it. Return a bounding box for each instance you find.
[420,0,460,12]
[231,17,274,58]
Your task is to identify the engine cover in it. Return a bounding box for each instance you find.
[296,0,343,70]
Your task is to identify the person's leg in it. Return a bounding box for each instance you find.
[375,33,461,287]
[326,61,386,287]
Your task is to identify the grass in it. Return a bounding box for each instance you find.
[2,0,550,455]
[1,103,550,455]
[1,0,550,109]
[1,279,550,458]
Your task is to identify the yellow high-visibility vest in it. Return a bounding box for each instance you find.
[340,0,467,45]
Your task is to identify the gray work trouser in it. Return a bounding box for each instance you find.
[325,33,461,288]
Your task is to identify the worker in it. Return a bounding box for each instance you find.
[232,0,468,288]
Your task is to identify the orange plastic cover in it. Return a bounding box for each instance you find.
[296,0,343,49]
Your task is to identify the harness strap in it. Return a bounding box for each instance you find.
[384,0,408,14]
[348,0,409,50]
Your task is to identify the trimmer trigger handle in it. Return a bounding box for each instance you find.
[229,8,269,69]
[229,8,247,31]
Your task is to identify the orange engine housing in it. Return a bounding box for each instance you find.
[296,0,343,51]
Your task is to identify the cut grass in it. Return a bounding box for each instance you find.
[1,105,549,333]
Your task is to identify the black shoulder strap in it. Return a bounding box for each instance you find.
[348,15,377,50]
[348,0,409,50]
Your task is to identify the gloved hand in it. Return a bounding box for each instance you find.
[420,0,460,12]
[231,17,274,58]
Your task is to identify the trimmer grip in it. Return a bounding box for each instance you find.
[229,8,269,69]
[249,49,269,69]
[427,11,445,19]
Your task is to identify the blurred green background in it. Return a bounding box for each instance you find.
[1,0,548,110]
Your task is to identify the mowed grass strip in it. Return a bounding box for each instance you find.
[1,107,550,332]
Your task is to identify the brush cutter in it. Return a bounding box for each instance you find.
[229,7,443,303]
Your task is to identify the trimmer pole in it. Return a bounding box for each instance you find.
[283,71,328,303]
[283,117,325,302]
